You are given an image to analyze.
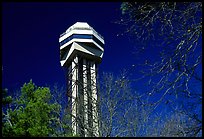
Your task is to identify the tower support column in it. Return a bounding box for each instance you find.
[83,59,89,137]
[90,62,99,137]
[72,55,78,134]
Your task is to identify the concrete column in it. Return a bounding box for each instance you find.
[72,56,78,135]
[90,62,99,137]
[83,59,88,137]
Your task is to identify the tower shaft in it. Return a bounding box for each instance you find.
[68,55,99,137]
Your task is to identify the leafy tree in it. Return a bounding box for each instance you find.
[2,88,12,106]
[2,80,73,137]
[49,84,75,137]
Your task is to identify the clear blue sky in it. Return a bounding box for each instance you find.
[2,2,137,90]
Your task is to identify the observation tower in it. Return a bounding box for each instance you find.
[59,22,104,137]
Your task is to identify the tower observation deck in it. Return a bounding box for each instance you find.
[59,22,104,137]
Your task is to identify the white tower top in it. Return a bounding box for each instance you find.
[59,22,104,67]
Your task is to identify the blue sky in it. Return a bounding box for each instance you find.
[2,2,137,90]
[2,2,202,106]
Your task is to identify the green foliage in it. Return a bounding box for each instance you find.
[2,88,12,105]
[2,80,73,137]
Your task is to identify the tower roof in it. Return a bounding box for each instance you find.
[66,22,90,33]
[60,22,104,40]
